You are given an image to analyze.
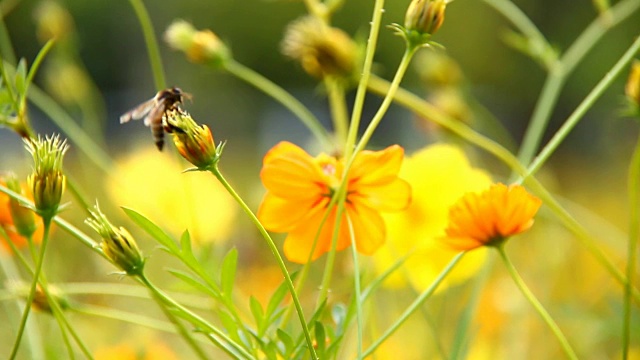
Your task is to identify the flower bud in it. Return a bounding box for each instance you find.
[281,16,358,80]
[164,20,231,68]
[7,281,68,313]
[5,174,37,238]
[164,109,218,170]
[24,135,68,219]
[86,203,145,276]
[405,0,447,37]
[33,0,74,42]
[626,59,640,108]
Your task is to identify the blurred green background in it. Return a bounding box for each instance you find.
[1,1,640,358]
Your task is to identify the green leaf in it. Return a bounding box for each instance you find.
[314,321,326,357]
[277,329,294,354]
[121,207,180,253]
[220,248,238,301]
[249,296,264,331]
[263,341,278,360]
[265,273,295,323]
[14,58,26,95]
[218,310,242,344]
[167,268,219,299]
[180,230,193,254]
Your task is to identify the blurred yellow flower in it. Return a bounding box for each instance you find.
[94,341,177,360]
[108,147,236,245]
[373,143,491,291]
[441,183,542,250]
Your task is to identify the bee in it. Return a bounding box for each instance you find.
[119,87,190,150]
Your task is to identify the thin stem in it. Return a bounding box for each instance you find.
[127,0,166,90]
[622,135,640,359]
[496,245,578,360]
[0,11,16,64]
[515,0,640,167]
[317,201,345,308]
[326,78,349,149]
[154,294,210,360]
[209,165,318,360]
[524,35,640,179]
[361,252,465,358]
[21,39,55,112]
[224,59,332,150]
[481,0,554,68]
[343,0,385,160]
[9,218,52,360]
[347,215,363,360]
[138,273,251,359]
[352,47,415,154]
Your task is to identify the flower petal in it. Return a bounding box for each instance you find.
[258,192,328,232]
[283,205,350,263]
[349,145,404,186]
[261,142,327,199]
[347,203,386,255]
[352,178,411,211]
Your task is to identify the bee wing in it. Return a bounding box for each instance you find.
[119,98,156,124]
[143,102,165,127]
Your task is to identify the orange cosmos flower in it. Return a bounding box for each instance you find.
[0,179,44,252]
[258,141,411,263]
[441,183,542,250]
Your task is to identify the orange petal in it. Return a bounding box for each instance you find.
[349,145,404,186]
[260,143,328,199]
[351,178,411,212]
[440,236,484,251]
[257,192,328,232]
[347,203,386,255]
[283,205,350,263]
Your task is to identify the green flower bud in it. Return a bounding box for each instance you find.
[24,135,68,219]
[86,203,145,276]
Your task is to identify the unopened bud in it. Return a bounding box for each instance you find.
[404,0,447,37]
[165,20,231,68]
[24,135,68,219]
[86,203,145,276]
[164,109,218,170]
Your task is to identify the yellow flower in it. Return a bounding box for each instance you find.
[108,147,236,245]
[442,183,542,250]
[258,141,411,263]
[626,59,640,107]
[373,144,491,290]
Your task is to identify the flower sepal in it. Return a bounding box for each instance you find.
[389,23,445,51]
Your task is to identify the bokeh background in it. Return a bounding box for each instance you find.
[1,0,640,359]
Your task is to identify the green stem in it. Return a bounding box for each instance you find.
[208,165,318,360]
[154,294,210,360]
[326,78,349,149]
[0,11,16,64]
[127,0,166,90]
[496,245,578,360]
[515,0,640,167]
[622,135,640,359]
[343,0,385,160]
[21,39,55,112]
[347,215,363,359]
[317,200,346,308]
[9,218,52,360]
[138,273,250,359]
[523,35,640,179]
[361,252,465,358]
[224,59,332,150]
[482,0,554,69]
[351,47,415,156]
